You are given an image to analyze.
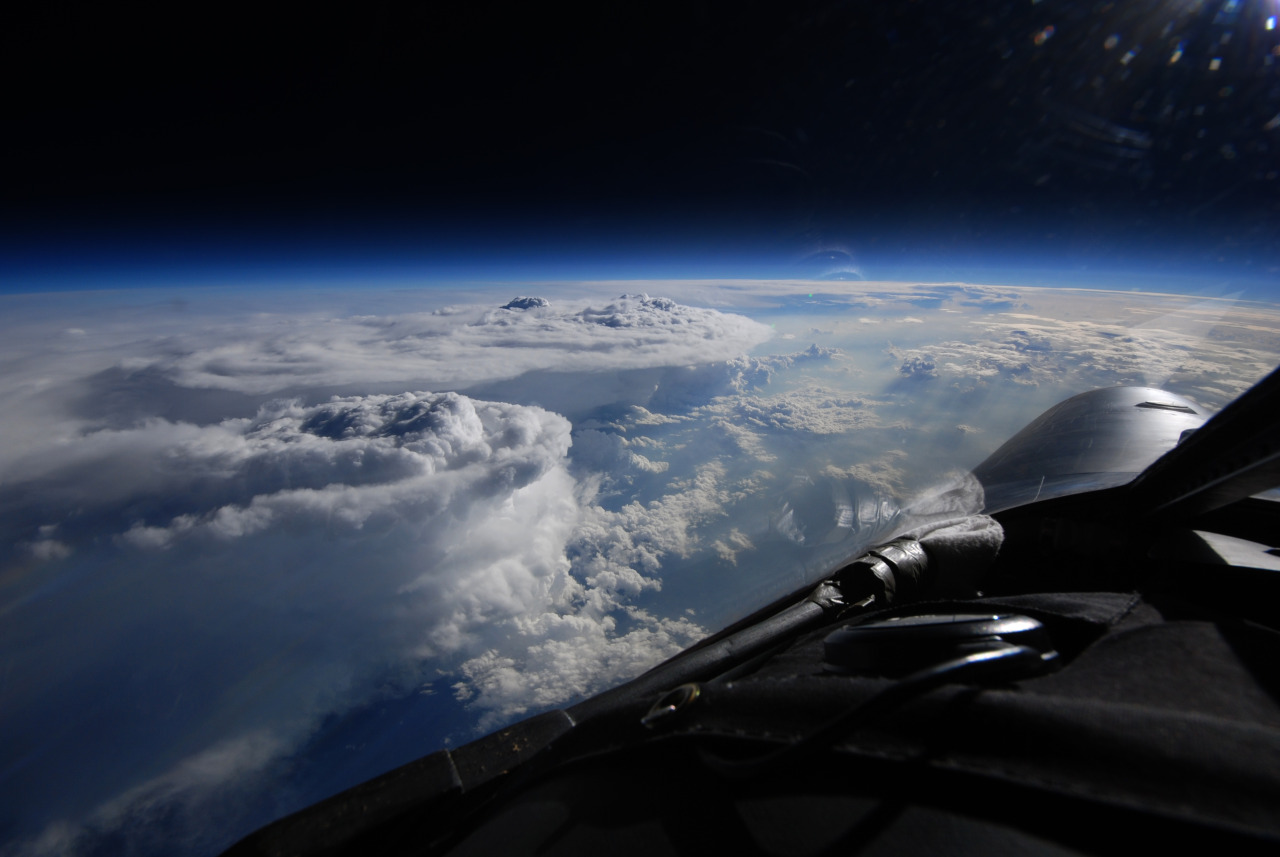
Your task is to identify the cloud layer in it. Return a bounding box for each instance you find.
[887,307,1277,408]
[151,294,775,396]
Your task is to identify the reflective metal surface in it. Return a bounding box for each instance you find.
[975,386,1207,513]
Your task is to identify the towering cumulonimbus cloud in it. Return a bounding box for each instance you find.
[150,293,775,395]
[1,391,585,813]
[3,384,713,855]
[115,390,570,547]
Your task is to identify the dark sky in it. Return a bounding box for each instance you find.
[5,2,1280,283]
